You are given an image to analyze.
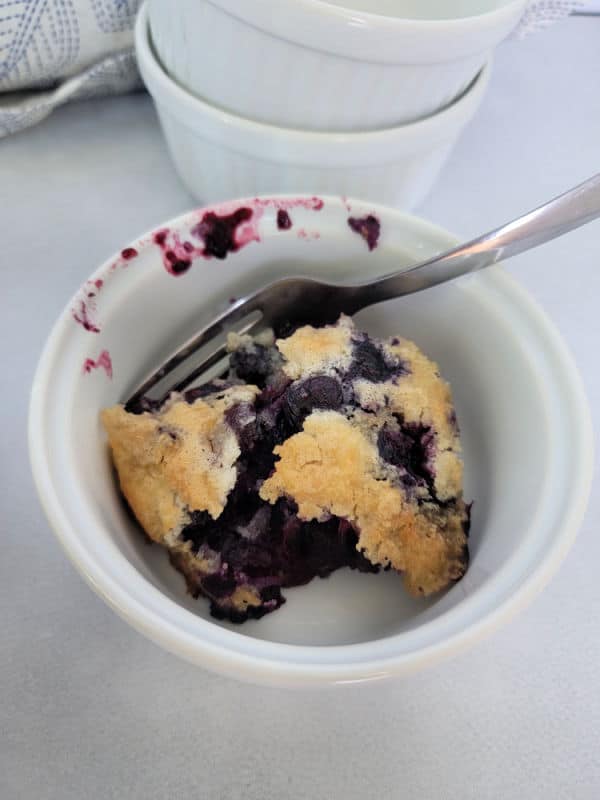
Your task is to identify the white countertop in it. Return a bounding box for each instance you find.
[2,16,599,800]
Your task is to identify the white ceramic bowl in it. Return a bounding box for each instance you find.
[147,0,526,131]
[136,5,491,211]
[29,195,592,688]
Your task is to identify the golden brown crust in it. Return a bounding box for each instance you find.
[260,411,468,595]
[354,336,463,501]
[276,315,354,379]
[101,384,259,543]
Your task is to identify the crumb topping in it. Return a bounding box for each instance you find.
[354,337,462,500]
[101,384,259,542]
[276,315,354,379]
[260,411,467,595]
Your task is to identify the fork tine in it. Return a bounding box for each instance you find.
[167,316,265,397]
[162,343,229,399]
[124,276,342,412]
[126,294,264,408]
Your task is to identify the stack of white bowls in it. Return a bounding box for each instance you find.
[136,0,528,208]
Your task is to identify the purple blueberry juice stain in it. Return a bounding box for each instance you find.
[153,228,194,275]
[73,243,140,335]
[151,198,325,279]
[72,278,109,333]
[253,196,324,213]
[296,228,320,241]
[348,214,381,251]
[72,299,100,333]
[277,209,292,230]
[191,207,255,259]
[82,349,112,377]
[152,207,260,275]
[164,249,192,275]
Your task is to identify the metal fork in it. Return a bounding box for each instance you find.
[126,173,600,411]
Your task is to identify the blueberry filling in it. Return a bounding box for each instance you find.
[346,339,403,383]
[115,322,468,621]
[165,252,192,275]
[347,214,381,251]
[191,207,253,259]
[377,419,435,492]
[183,380,235,403]
[230,342,274,387]
[277,209,292,230]
[124,395,162,415]
[284,376,343,426]
[180,496,377,622]
[177,370,378,622]
[129,335,418,619]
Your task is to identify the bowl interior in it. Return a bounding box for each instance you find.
[319,0,519,20]
[34,197,571,653]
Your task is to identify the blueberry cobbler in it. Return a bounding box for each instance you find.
[101,316,470,622]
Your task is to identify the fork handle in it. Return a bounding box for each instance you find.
[363,172,600,301]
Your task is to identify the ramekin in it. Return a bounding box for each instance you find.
[137,4,491,210]
[148,0,525,130]
[29,194,593,687]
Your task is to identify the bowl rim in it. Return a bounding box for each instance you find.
[29,195,594,687]
[173,0,529,63]
[137,4,492,157]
